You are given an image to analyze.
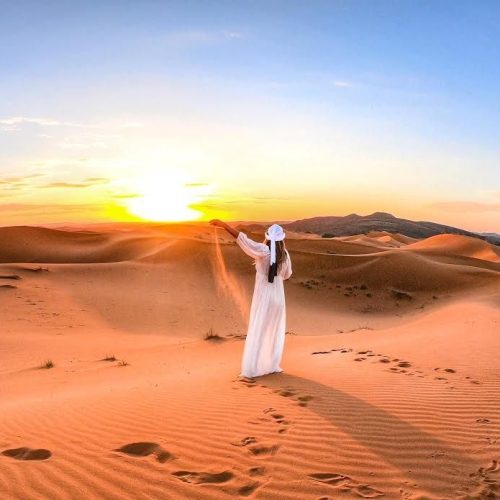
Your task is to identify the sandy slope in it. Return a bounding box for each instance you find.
[403,234,500,263]
[0,224,499,499]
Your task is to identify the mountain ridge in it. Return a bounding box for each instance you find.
[241,212,500,246]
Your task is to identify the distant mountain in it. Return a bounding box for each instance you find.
[283,212,498,245]
[480,232,500,245]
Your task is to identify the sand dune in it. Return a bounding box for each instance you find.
[339,231,418,249]
[404,233,500,263]
[0,224,499,499]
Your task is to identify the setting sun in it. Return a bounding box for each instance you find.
[125,169,213,222]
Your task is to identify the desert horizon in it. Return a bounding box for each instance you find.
[1,210,499,238]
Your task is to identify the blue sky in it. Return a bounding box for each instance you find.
[0,0,499,230]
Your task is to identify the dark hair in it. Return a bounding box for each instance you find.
[265,239,288,283]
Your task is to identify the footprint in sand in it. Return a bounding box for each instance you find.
[238,481,262,496]
[248,466,266,476]
[248,444,280,459]
[269,412,286,422]
[309,472,384,498]
[309,472,351,485]
[397,361,411,368]
[482,459,499,473]
[238,377,258,388]
[468,459,500,498]
[2,447,52,461]
[297,394,314,407]
[275,387,297,398]
[273,386,314,408]
[231,436,258,447]
[354,484,385,498]
[270,412,291,432]
[247,409,287,435]
[476,418,491,424]
[172,470,234,484]
[115,442,174,464]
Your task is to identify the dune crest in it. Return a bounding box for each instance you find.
[404,233,500,262]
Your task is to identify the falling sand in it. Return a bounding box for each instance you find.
[212,226,249,320]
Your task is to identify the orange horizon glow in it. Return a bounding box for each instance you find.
[0,166,498,232]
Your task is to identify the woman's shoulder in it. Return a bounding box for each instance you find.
[257,242,270,253]
[237,232,270,255]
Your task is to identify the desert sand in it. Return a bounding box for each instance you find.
[0,224,499,499]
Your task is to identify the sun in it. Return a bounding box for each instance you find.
[125,169,212,222]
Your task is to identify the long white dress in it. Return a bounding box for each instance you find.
[236,232,292,378]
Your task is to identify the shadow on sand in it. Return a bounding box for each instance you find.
[257,372,479,496]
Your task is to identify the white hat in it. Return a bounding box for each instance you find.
[265,224,286,265]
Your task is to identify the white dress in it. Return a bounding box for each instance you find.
[236,232,292,378]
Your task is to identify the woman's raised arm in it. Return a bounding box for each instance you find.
[210,219,269,259]
[209,219,239,238]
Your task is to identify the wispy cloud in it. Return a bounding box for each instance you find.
[1,116,146,135]
[0,202,106,214]
[0,175,36,185]
[223,31,242,40]
[0,173,45,189]
[41,178,110,189]
[163,29,243,48]
[86,177,109,183]
[332,80,354,88]
[428,201,500,213]
[112,193,140,199]
[0,116,104,132]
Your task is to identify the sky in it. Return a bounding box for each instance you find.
[1,0,499,232]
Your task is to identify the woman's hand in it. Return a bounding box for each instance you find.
[210,219,239,238]
[209,219,225,228]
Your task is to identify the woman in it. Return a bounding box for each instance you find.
[210,219,292,378]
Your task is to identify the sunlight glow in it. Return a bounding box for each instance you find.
[125,169,213,222]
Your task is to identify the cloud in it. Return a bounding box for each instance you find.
[42,182,92,188]
[112,193,141,199]
[163,29,242,48]
[0,116,104,132]
[0,202,105,213]
[223,31,242,40]
[85,177,109,183]
[41,178,109,189]
[333,80,353,88]
[0,173,45,188]
[428,201,500,213]
[0,117,60,126]
[0,117,145,136]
